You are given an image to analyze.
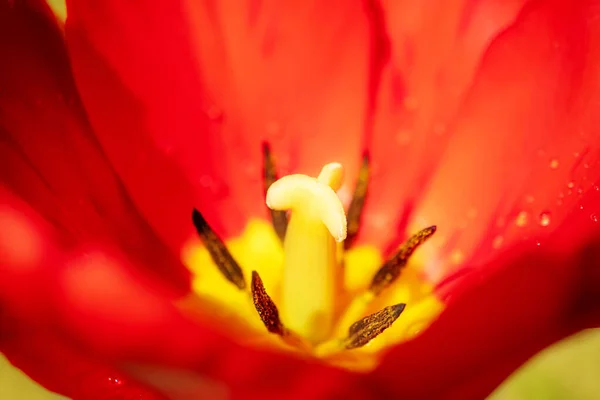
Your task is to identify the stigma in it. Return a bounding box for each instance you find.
[266,163,347,342]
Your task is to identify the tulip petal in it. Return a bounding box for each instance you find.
[411,0,600,278]
[0,0,189,290]
[370,186,600,399]
[65,0,370,242]
[5,183,597,400]
[0,328,167,400]
[0,190,233,398]
[0,189,373,400]
[368,3,600,396]
[0,189,205,358]
[360,0,531,249]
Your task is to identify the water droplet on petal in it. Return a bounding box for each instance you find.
[525,195,535,204]
[594,185,600,192]
[205,105,223,121]
[549,159,559,169]
[244,163,259,177]
[539,211,552,227]
[395,129,412,145]
[591,213,598,223]
[492,235,504,249]
[108,377,124,386]
[433,123,446,135]
[164,145,175,155]
[515,211,529,227]
[199,174,214,188]
[449,249,464,265]
[467,208,478,219]
[580,204,585,210]
[266,121,282,138]
[537,149,547,157]
[404,96,419,110]
[567,181,575,189]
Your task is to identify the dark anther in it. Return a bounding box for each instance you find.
[370,226,437,295]
[192,208,246,290]
[345,152,370,249]
[251,270,285,336]
[345,303,406,349]
[262,142,288,242]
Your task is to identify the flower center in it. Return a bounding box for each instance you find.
[181,144,444,370]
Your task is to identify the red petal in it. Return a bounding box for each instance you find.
[371,197,600,399]
[0,190,351,399]
[412,0,600,277]
[65,0,370,239]
[364,3,600,396]
[361,0,531,248]
[5,186,597,399]
[0,326,167,400]
[2,4,371,396]
[0,189,377,399]
[0,0,189,290]
[0,195,170,399]
[0,190,210,359]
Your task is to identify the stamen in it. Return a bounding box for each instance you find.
[344,303,406,349]
[266,165,347,342]
[187,148,443,361]
[262,142,288,242]
[251,271,313,351]
[251,271,284,335]
[345,153,370,249]
[192,209,246,290]
[370,226,437,295]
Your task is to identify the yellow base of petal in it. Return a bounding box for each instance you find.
[180,219,444,371]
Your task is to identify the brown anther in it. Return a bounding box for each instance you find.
[251,271,285,336]
[345,152,370,249]
[345,303,406,349]
[192,208,246,290]
[370,226,437,295]
[262,142,288,242]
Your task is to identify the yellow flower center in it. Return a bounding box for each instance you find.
[181,152,443,371]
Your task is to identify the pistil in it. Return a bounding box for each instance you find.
[266,163,347,343]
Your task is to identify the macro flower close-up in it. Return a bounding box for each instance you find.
[1,0,600,399]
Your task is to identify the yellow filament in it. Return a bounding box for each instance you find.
[266,163,347,342]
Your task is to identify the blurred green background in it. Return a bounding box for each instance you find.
[489,328,600,400]
[2,329,600,399]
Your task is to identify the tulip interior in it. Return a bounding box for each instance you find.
[182,144,443,370]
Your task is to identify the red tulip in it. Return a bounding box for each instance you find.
[2,0,600,399]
